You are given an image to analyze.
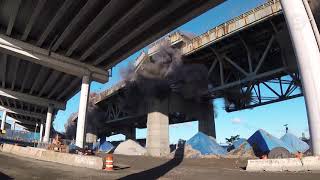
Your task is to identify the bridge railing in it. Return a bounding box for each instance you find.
[182,0,282,55]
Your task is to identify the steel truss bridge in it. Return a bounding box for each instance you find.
[94,0,304,135]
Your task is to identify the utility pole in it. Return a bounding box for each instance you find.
[284,124,288,134]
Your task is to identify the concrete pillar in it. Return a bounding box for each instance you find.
[146,99,170,157]
[12,121,16,131]
[43,105,53,143]
[125,127,136,140]
[39,121,44,142]
[198,103,216,138]
[1,110,7,131]
[281,0,320,155]
[76,75,91,148]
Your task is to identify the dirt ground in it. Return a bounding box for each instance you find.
[0,152,320,180]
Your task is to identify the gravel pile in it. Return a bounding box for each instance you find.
[114,140,146,156]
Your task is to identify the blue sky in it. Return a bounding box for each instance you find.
[29,0,310,144]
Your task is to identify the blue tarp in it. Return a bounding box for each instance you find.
[233,138,251,151]
[187,132,227,155]
[93,137,114,152]
[247,129,293,154]
[98,141,114,152]
[280,133,309,153]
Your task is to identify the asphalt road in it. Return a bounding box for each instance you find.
[1,152,320,180]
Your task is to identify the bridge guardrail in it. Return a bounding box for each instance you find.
[182,0,282,55]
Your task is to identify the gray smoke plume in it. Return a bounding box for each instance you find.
[64,93,107,140]
[120,42,209,113]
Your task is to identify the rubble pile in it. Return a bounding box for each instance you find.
[227,139,256,158]
[114,140,146,156]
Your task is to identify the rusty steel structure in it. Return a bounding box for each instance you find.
[95,0,302,127]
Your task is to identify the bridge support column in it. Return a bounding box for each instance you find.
[43,105,53,143]
[281,0,320,155]
[146,99,170,157]
[125,127,136,140]
[198,103,216,138]
[76,75,91,148]
[39,121,44,142]
[1,110,7,131]
[12,120,16,131]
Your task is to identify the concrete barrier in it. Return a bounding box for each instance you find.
[1,144,103,170]
[302,156,320,171]
[247,158,303,172]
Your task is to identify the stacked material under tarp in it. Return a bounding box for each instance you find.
[92,137,114,153]
[114,139,146,156]
[186,132,227,155]
[280,132,309,153]
[247,129,292,154]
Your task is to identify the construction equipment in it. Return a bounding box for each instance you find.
[47,134,68,153]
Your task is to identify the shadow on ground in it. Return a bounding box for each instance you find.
[0,171,13,180]
[119,141,185,180]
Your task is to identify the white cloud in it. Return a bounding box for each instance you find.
[231,118,242,124]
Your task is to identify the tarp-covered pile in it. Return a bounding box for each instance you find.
[280,132,309,153]
[186,132,227,155]
[248,129,292,154]
[94,138,114,153]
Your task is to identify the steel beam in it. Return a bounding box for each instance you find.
[93,0,189,65]
[0,105,46,119]
[0,35,108,83]
[0,88,65,110]
[22,0,47,41]
[6,0,21,36]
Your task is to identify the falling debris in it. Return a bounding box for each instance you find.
[186,132,227,155]
[120,42,210,113]
[64,93,107,140]
[280,132,309,153]
[114,140,147,156]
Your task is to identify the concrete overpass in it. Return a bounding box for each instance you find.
[0,0,225,147]
[92,0,320,156]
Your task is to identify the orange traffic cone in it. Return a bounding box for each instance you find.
[104,154,113,171]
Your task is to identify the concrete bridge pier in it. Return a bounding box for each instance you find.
[39,120,44,142]
[281,0,320,155]
[43,105,53,143]
[1,110,7,131]
[198,103,216,138]
[76,75,91,148]
[146,98,170,157]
